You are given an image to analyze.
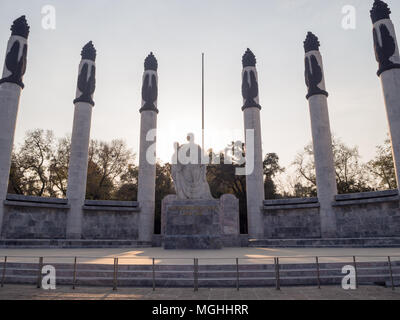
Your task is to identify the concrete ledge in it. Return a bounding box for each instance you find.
[264,197,318,206]
[332,195,399,207]
[249,237,400,248]
[84,200,139,207]
[82,205,140,212]
[83,200,140,212]
[335,190,398,201]
[264,198,319,211]
[264,203,320,211]
[6,194,68,205]
[4,200,70,209]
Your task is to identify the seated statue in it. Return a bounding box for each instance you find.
[171,133,213,200]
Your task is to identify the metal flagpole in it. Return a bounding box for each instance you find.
[202,53,205,152]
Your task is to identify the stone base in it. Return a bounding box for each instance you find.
[162,199,222,250]
[164,235,222,250]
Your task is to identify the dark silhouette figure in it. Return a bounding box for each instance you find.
[0,41,27,88]
[242,70,260,109]
[305,55,327,99]
[141,73,158,111]
[373,24,400,75]
[73,63,96,106]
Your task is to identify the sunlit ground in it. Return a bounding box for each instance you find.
[0,247,399,265]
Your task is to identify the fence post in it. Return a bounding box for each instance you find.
[353,256,358,289]
[236,258,239,291]
[113,258,118,291]
[37,257,43,289]
[72,257,77,289]
[275,258,280,290]
[152,258,156,291]
[316,256,321,289]
[388,256,395,291]
[1,256,7,288]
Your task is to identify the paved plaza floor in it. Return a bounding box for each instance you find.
[0,284,399,300]
[0,247,400,265]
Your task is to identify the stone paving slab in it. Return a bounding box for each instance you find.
[0,284,399,300]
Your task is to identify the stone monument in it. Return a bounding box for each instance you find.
[171,133,212,200]
[0,16,29,237]
[138,52,159,243]
[66,41,97,239]
[162,134,240,249]
[303,32,337,237]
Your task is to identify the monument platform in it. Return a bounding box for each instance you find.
[162,199,223,249]
[161,195,240,249]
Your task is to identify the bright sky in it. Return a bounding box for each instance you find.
[0,0,398,171]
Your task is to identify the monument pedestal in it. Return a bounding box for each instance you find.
[162,195,239,249]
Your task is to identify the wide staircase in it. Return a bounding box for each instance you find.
[1,259,399,288]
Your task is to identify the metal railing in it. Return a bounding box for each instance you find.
[0,254,399,291]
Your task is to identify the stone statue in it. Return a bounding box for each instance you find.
[171,133,213,200]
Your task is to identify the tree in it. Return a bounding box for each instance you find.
[292,137,373,196]
[263,153,285,199]
[85,139,133,200]
[48,136,70,197]
[8,153,25,195]
[367,137,397,190]
[9,129,54,196]
[8,129,136,200]
[113,164,138,201]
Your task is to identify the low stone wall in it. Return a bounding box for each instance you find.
[1,195,140,240]
[82,209,140,240]
[2,190,400,243]
[263,190,400,239]
[2,195,69,239]
[333,190,400,238]
[263,198,321,239]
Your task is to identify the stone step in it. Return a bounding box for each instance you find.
[3,275,396,287]
[0,239,152,248]
[4,266,398,278]
[249,237,400,248]
[1,261,399,287]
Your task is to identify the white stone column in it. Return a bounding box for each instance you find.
[66,42,96,239]
[241,49,264,239]
[370,1,400,192]
[138,53,158,243]
[0,16,29,237]
[304,32,337,237]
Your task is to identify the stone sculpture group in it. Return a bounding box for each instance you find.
[0,1,400,248]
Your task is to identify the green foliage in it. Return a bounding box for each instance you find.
[367,137,397,190]
[8,129,55,196]
[263,153,285,199]
[292,137,376,196]
[8,130,135,200]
